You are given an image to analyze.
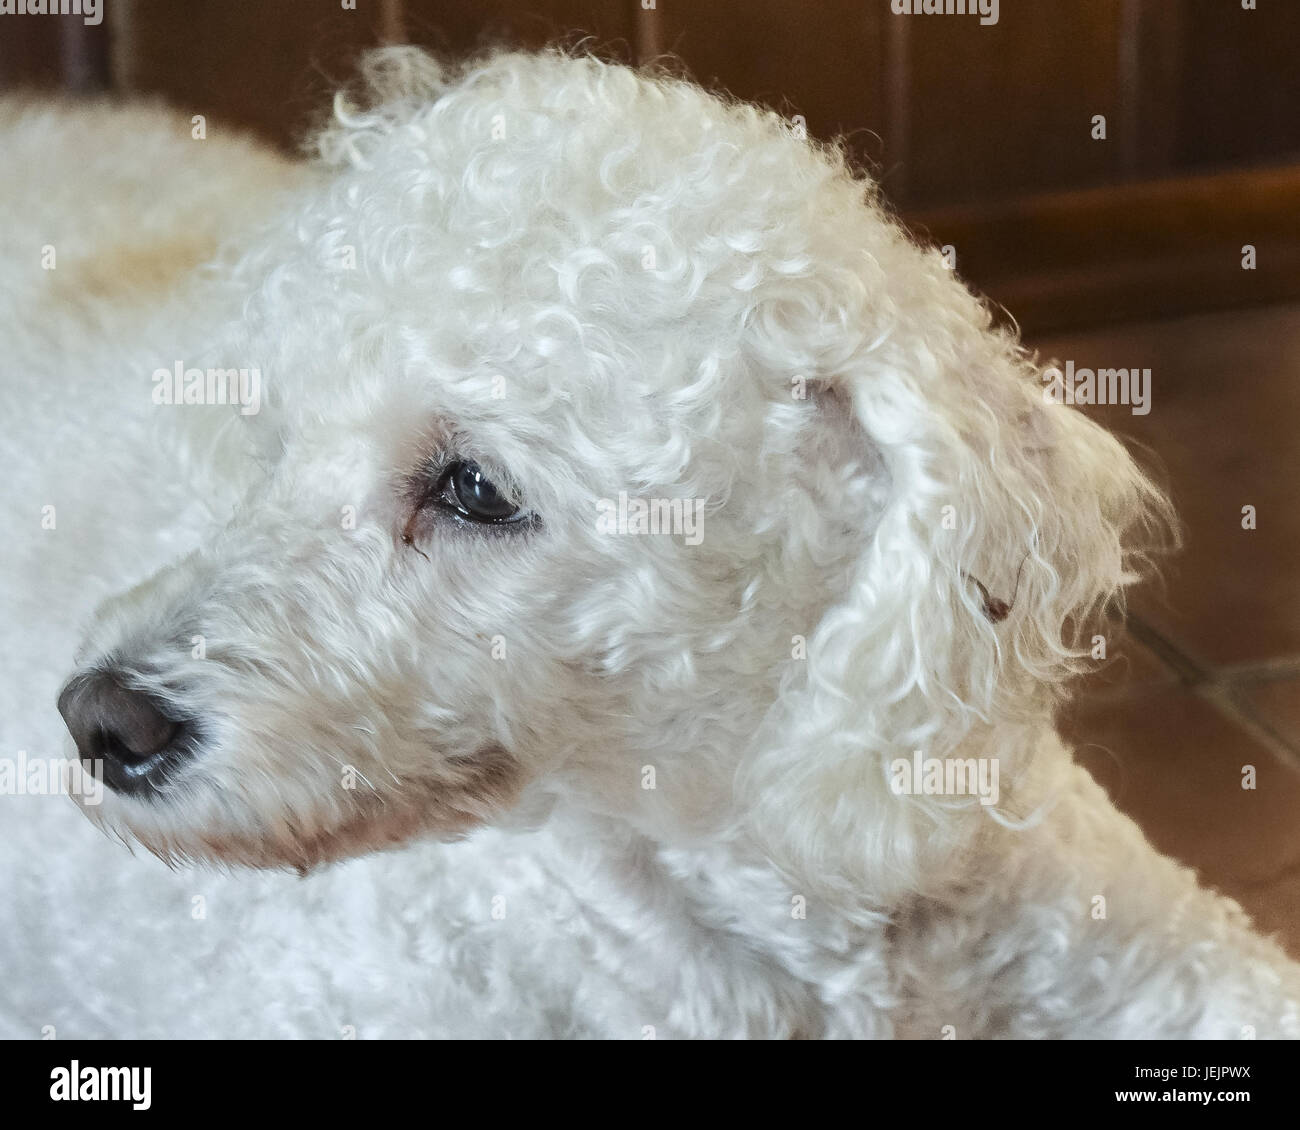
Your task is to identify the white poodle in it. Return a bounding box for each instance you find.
[2,49,1298,1039]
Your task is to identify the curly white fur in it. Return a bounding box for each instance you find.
[1,50,1297,1039]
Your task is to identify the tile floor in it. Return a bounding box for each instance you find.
[1031,302,1300,957]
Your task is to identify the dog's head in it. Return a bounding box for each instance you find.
[59,50,1170,882]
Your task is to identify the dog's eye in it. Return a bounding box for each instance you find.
[438,461,524,523]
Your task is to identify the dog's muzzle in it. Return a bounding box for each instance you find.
[57,671,195,798]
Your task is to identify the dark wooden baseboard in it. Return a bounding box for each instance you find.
[904,163,1300,338]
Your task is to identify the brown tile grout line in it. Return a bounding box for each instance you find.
[1124,612,1300,776]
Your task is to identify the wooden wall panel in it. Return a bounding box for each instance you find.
[909,164,1300,335]
[901,2,1126,206]
[0,10,108,92]
[655,0,890,181]
[112,0,394,149]
[1174,0,1300,172]
[401,0,634,60]
[0,12,63,87]
[1117,0,1184,180]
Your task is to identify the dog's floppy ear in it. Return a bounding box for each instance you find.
[738,251,1174,906]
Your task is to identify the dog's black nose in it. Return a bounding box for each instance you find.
[57,672,191,796]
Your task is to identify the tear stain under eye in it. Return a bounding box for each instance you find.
[398,456,442,560]
[401,509,431,561]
